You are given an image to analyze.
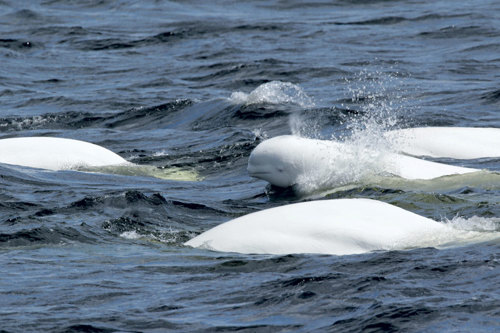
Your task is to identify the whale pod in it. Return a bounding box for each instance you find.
[0,137,128,170]
[185,198,492,256]
[247,135,477,188]
[385,127,500,159]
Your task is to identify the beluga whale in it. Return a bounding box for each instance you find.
[385,127,500,159]
[0,137,129,171]
[185,198,497,256]
[0,136,201,181]
[247,135,478,189]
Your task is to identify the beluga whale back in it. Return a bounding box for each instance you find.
[0,137,129,170]
[385,127,500,159]
[185,198,496,256]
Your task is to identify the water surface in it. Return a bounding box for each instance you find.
[1,0,500,331]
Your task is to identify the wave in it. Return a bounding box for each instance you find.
[334,13,470,26]
[2,9,47,22]
[0,38,33,50]
[418,25,498,39]
[229,81,315,108]
[481,88,500,104]
[70,20,291,52]
[0,226,95,248]
[0,94,302,135]
[0,190,218,249]
[0,99,193,132]
[118,228,194,246]
[0,82,312,137]
[336,16,407,25]
[73,31,185,51]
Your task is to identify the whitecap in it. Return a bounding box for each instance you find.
[120,230,141,240]
[229,81,315,108]
[445,215,500,232]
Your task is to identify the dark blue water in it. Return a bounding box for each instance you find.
[1,0,500,331]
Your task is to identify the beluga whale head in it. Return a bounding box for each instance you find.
[247,134,481,192]
[247,135,327,188]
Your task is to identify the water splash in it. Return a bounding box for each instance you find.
[229,81,315,108]
[426,215,500,249]
[289,72,392,191]
[445,215,500,232]
[286,70,414,144]
[340,70,413,143]
[252,128,268,140]
[292,141,391,195]
[120,230,141,240]
[289,111,323,138]
[389,214,500,251]
[119,228,194,245]
[291,70,419,193]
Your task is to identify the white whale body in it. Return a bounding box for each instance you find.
[247,135,477,188]
[0,137,129,170]
[385,127,500,159]
[185,198,495,255]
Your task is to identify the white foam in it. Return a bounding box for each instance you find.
[445,215,500,232]
[120,230,141,240]
[429,215,500,249]
[229,81,315,108]
[152,150,169,157]
[120,228,191,245]
[0,115,50,131]
[251,128,268,140]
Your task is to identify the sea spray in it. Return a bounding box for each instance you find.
[426,215,500,249]
[339,70,413,142]
[295,71,415,193]
[445,215,500,232]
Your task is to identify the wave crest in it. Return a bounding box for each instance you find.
[229,81,315,108]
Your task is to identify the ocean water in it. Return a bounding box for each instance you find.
[1,0,500,331]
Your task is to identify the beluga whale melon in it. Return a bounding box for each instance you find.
[185,198,497,256]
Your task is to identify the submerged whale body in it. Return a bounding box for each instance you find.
[247,135,477,188]
[0,137,128,170]
[185,198,492,256]
[386,127,500,159]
